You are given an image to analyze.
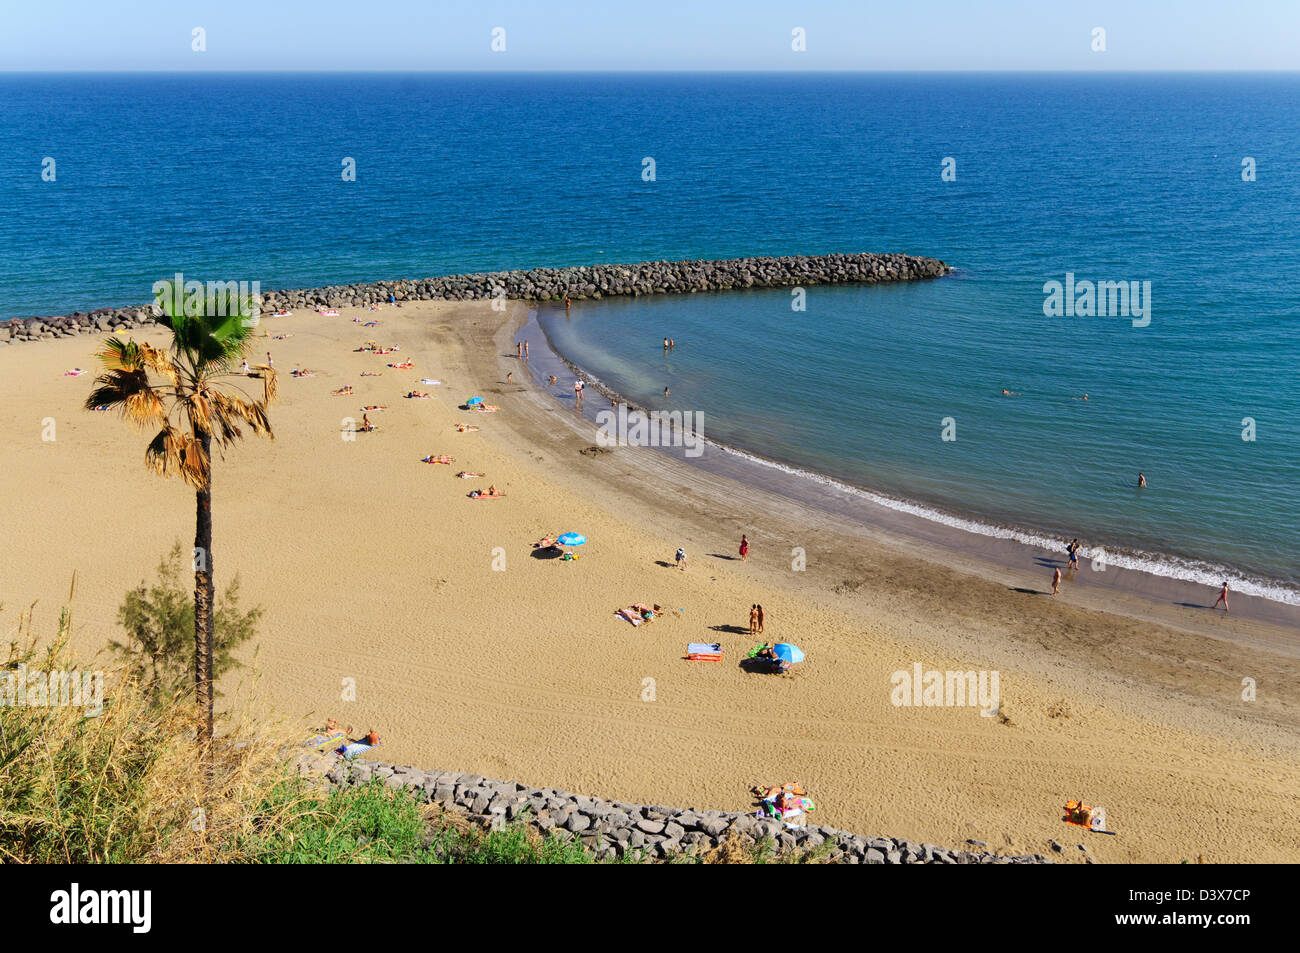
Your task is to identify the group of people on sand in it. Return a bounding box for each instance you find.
[1049,532,1231,613]
[748,603,767,637]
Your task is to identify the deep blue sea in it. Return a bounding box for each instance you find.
[3,73,1298,599]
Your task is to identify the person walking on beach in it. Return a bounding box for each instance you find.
[1213,581,1230,613]
[574,379,584,409]
[739,534,750,562]
[506,372,513,384]
[524,341,529,361]
[675,547,686,571]
[1067,538,1080,571]
[749,604,759,637]
[1051,567,1062,595]
[757,604,765,635]
[517,342,522,360]
[266,351,273,368]
[1138,472,1147,488]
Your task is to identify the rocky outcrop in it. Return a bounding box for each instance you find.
[320,758,1050,865]
[2,253,949,344]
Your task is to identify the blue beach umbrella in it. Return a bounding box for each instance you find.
[556,532,586,547]
[465,396,484,406]
[773,643,805,664]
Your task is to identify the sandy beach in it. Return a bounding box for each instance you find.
[2,299,1297,864]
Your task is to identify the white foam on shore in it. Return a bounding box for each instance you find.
[708,439,1300,606]
[536,313,1300,609]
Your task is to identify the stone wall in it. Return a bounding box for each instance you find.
[323,758,1051,865]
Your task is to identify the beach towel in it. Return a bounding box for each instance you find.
[687,642,723,661]
[616,611,642,626]
[337,740,381,759]
[303,731,346,751]
[420,379,441,385]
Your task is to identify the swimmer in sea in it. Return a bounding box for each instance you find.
[1001,388,1020,396]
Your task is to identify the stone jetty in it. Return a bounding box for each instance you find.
[317,757,1051,865]
[2,252,950,343]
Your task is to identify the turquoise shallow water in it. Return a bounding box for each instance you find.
[2,72,1298,598]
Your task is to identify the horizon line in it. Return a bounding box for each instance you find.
[3,67,1300,75]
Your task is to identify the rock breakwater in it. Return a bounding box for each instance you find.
[3,253,949,343]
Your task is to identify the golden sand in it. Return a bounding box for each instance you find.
[2,300,1297,863]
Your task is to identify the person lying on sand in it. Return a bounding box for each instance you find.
[475,404,500,413]
[64,368,84,376]
[273,333,293,340]
[389,361,414,369]
[406,391,431,399]
[615,603,661,625]
[457,471,485,479]
[456,423,480,433]
[534,534,557,549]
[322,717,352,736]
[360,404,387,411]
[291,368,315,377]
[468,485,506,499]
[331,385,354,396]
[422,454,454,465]
[360,371,381,377]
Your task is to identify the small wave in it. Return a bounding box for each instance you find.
[537,312,1300,608]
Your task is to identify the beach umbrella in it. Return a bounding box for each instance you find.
[773,643,805,664]
[556,532,587,547]
[465,396,484,406]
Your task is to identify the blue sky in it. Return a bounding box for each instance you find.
[2,0,1298,71]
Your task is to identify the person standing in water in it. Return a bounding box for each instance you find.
[1213,581,1229,613]
[1067,538,1080,571]
[664,385,670,398]
[523,341,529,361]
[1051,567,1062,595]
[574,379,583,409]
[739,534,750,562]
[1138,472,1147,488]
[663,338,669,350]
[565,295,572,311]
[516,342,522,360]
[669,338,675,349]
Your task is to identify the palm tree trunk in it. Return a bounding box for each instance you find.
[194,433,215,758]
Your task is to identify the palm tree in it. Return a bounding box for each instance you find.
[86,281,276,756]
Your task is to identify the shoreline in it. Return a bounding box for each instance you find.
[527,306,1300,631]
[3,297,1296,863]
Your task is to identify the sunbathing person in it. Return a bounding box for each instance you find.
[331,385,354,396]
[406,390,431,398]
[457,471,486,479]
[533,534,558,549]
[468,486,506,499]
[456,423,480,433]
[291,367,315,377]
[360,404,387,411]
[422,454,454,465]
[360,371,381,377]
[389,361,414,369]
[360,414,376,432]
[475,403,500,413]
